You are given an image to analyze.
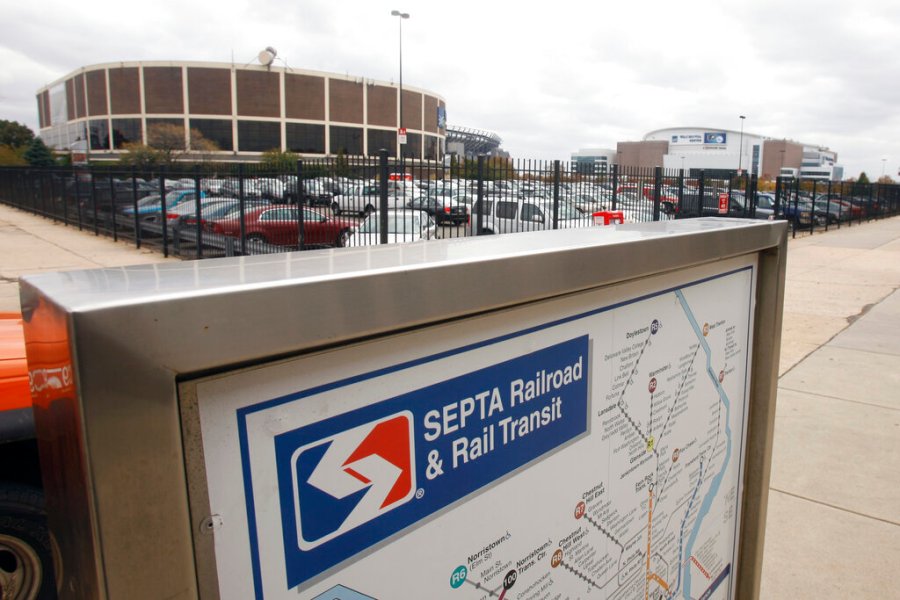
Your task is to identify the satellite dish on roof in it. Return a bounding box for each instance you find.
[258,47,277,66]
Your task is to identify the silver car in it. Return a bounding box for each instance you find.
[346,210,436,246]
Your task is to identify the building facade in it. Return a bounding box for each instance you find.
[570,147,616,174]
[610,127,842,181]
[35,61,447,162]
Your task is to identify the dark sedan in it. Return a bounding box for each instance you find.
[209,205,357,247]
[406,196,469,225]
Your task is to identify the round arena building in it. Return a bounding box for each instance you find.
[35,61,447,162]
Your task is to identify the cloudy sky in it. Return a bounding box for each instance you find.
[2,0,898,179]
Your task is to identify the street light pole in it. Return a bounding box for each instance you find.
[391,9,409,157]
[737,115,746,174]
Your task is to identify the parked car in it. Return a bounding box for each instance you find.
[469,197,591,235]
[782,198,820,228]
[178,199,269,229]
[209,205,357,248]
[814,195,863,221]
[69,176,156,212]
[407,196,469,225]
[332,185,407,216]
[347,210,436,246]
[121,190,206,218]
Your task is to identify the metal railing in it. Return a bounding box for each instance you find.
[2,155,898,259]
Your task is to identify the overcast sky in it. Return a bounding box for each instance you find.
[2,0,898,179]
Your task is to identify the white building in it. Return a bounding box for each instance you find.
[612,127,844,181]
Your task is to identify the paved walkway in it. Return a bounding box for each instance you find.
[1,203,898,596]
[760,218,900,597]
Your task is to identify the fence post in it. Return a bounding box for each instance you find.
[131,167,141,249]
[677,166,685,217]
[697,170,706,219]
[74,169,83,230]
[61,168,70,226]
[379,150,389,245]
[476,155,485,235]
[238,163,246,255]
[90,172,99,235]
[159,168,169,257]
[552,160,561,229]
[652,166,662,221]
[296,159,306,250]
[774,176,782,221]
[749,174,758,218]
[108,172,119,242]
[194,171,203,259]
[611,163,619,211]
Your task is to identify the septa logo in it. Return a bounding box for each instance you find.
[290,411,416,550]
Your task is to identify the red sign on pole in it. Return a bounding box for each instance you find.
[398,127,407,145]
[718,193,729,215]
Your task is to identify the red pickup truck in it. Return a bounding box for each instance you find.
[0,311,57,599]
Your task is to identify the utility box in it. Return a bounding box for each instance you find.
[21,218,787,600]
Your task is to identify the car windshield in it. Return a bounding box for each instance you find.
[359,213,421,234]
[136,195,161,207]
[557,202,583,220]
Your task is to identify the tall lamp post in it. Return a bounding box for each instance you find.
[737,115,746,175]
[391,9,410,157]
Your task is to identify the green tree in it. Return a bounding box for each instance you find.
[119,143,164,169]
[22,137,55,167]
[334,149,349,177]
[850,172,871,197]
[0,144,27,166]
[0,120,34,148]
[260,149,299,172]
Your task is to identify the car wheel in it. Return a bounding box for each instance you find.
[246,233,267,244]
[331,202,341,216]
[336,229,350,248]
[0,485,58,600]
[364,204,375,215]
[480,228,495,235]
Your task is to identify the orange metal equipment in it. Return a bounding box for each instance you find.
[0,312,30,412]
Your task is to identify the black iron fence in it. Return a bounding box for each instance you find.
[2,153,899,259]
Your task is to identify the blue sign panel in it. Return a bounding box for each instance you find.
[704,132,727,144]
[272,336,589,590]
[437,106,447,129]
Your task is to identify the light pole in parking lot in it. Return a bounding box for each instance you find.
[737,115,746,175]
[391,9,410,157]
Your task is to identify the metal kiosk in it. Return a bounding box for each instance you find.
[21,218,787,600]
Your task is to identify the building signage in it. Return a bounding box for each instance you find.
[670,133,704,145]
[436,106,447,130]
[704,132,728,144]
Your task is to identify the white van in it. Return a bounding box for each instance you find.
[469,196,592,235]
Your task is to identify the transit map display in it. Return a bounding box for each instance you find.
[192,256,757,600]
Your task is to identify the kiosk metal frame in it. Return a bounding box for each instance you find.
[21,218,787,599]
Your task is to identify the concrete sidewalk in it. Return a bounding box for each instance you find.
[760,218,900,597]
[1,204,898,596]
[0,204,178,312]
